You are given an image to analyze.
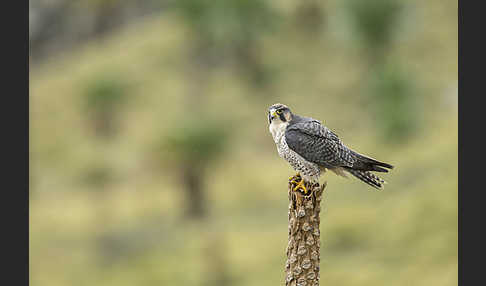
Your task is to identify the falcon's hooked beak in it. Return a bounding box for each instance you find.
[268,110,277,124]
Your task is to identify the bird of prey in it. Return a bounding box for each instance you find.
[268,103,393,193]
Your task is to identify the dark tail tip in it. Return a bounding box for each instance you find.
[372,166,389,173]
[357,153,394,170]
[381,162,394,169]
[371,159,393,170]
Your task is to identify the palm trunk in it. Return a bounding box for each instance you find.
[285,177,326,286]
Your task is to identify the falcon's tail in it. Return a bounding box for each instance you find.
[351,152,394,173]
[345,168,386,190]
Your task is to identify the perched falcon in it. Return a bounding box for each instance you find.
[268,103,393,193]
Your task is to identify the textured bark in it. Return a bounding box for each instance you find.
[285,175,326,286]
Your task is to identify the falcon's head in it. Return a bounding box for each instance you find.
[268,103,293,124]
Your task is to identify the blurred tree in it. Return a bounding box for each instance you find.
[81,74,130,139]
[368,64,420,143]
[155,117,230,219]
[293,0,326,36]
[172,0,280,89]
[345,0,418,142]
[345,0,403,65]
[80,161,114,189]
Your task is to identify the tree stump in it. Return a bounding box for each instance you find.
[285,175,326,286]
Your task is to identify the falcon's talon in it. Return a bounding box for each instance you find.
[292,179,308,194]
[289,173,301,184]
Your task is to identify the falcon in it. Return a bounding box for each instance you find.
[268,103,393,193]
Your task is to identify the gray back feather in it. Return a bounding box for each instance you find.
[285,115,356,168]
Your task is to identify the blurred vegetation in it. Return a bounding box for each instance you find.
[156,118,230,218]
[293,0,326,35]
[344,0,420,142]
[29,0,162,62]
[81,73,131,138]
[173,0,280,89]
[368,64,420,142]
[30,0,457,286]
[345,0,403,64]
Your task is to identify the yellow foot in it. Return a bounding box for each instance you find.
[289,173,300,182]
[289,173,301,183]
[292,178,309,195]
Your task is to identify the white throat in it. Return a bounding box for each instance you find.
[269,120,289,143]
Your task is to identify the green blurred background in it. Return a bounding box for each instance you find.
[29,0,457,285]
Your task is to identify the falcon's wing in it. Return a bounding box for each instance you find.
[285,120,356,168]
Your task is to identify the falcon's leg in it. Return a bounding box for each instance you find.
[292,179,309,194]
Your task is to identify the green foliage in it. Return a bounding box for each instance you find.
[154,117,231,218]
[172,0,280,88]
[368,64,420,142]
[174,0,277,43]
[346,0,403,53]
[83,75,128,113]
[345,0,414,142]
[159,118,230,169]
[81,74,130,137]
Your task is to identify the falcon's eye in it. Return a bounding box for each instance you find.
[276,110,283,114]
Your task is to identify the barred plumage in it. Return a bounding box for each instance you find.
[344,169,386,190]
